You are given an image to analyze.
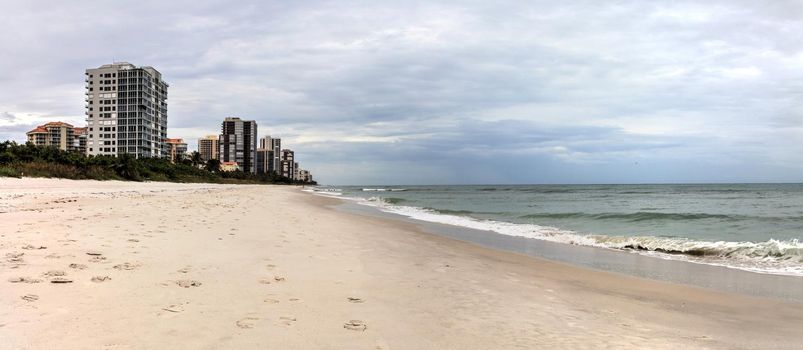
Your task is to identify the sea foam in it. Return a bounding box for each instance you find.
[345,195,803,277]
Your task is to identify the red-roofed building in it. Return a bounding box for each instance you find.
[164,138,187,163]
[26,122,77,151]
[220,161,239,172]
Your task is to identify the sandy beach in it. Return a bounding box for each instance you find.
[2,178,803,349]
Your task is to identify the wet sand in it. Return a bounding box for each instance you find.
[1,178,803,349]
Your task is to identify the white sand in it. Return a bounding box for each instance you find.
[1,178,802,349]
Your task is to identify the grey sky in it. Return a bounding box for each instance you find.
[1,0,802,184]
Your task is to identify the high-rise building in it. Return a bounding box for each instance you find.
[26,122,76,151]
[298,169,312,182]
[219,117,257,173]
[164,138,187,163]
[256,136,273,175]
[255,148,272,175]
[270,137,281,174]
[257,136,283,175]
[85,62,168,158]
[280,149,295,179]
[197,135,219,162]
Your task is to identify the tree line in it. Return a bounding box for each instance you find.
[0,141,315,185]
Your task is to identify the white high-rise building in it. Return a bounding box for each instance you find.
[85,62,168,158]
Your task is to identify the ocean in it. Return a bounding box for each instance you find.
[309,184,803,276]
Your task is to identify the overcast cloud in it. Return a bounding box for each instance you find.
[1,0,802,184]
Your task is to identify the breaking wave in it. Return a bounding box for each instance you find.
[356,197,803,276]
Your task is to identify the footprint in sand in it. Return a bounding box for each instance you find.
[177,267,191,274]
[68,263,88,270]
[347,297,365,303]
[263,298,280,304]
[279,316,297,326]
[21,294,39,302]
[274,276,286,282]
[21,244,46,250]
[161,304,185,314]
[113,262,140,270]
[86,250,103,256]
[344,320,367,331]
[175,280,202,288]
[89,256,107,263]
[8,277,42,284]
[43,270,66,277]
[91,276,111,282]
[5,252,24,263]
[236,317,259,329]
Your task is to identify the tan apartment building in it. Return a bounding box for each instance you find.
[26,122,76,151]
[198,135,219,162]
[164,138,187,163]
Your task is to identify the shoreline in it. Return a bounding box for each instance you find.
[329,195,803,302]
[320,184,803,278]
[2,178,803,349]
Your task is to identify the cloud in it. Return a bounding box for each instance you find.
[0,112,17,122]
[1,0,803,184]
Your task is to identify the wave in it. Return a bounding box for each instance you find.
[382,197,407,205]
[352,198,803,276]
[424,208,477,215]
[519,212,739,222]
[362,188,406,192]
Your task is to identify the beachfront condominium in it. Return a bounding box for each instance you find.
[26,121,76,151]
[280,149,295,179]
[198,135,219,162]
[255,139,273,175]
[298,169,312,182]
[85,62,168,158]
[256,136,281,175]
[219,117,257,173]
[270,137,281,173]
[164,138,187,163]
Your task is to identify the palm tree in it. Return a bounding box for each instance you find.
[190,151,203,167]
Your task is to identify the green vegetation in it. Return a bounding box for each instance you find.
[0,141,316,185]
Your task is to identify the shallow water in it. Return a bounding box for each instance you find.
[313,184,803,276]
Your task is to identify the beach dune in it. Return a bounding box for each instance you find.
[1,178,802,349]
